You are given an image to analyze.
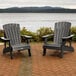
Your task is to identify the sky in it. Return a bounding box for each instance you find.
[0,0,76,9]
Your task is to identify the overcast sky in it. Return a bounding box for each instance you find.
[0,0,76,9]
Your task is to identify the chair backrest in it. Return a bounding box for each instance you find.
[54,22,71,44]
[3,23,21,45]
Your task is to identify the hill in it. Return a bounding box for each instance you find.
[0,6,76,13]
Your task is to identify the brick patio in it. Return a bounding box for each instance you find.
[0,42,76,76]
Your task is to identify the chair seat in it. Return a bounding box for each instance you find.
[12,43,30,51]
[43,43,61,50]
[43,43,74,51]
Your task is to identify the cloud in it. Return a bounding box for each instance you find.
[0,0,76,8]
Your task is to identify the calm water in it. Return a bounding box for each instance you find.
[0,13,76,32]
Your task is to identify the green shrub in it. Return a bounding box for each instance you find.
[71,27,76,34]
[20,27,54,42]
[37,27,53,41]
[20,27,38,42]
[71,26,76,41]
[1,26,76,42]
[0,29,4,37]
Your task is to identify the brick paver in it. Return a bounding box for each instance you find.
[32,43,76,76]
[0,45,21,76]
[0,43,76,76]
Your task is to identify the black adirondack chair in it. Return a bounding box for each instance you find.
[0,23,32,59]
[42,22,74,58]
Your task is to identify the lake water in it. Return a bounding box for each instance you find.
[0,13,76,32]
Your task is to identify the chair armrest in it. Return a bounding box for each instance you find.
[0,37,10,42]
[42,34,54,39]
[42,34,54,44]
[0,37,11,47]
[21,35,32,39]
[62,34,74,40]
[21,35,32,44]
[61,34,74,46]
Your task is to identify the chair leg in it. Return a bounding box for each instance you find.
[10,50,13,59]
[43,48,46,56]
[3,47,10,54]
[18,50,21,53]
[3,49,6,54]
[28,49,31,56]
[59,49,64,58]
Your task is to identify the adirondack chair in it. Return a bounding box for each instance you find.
[0,23,32,59]
[42,22,74,58]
